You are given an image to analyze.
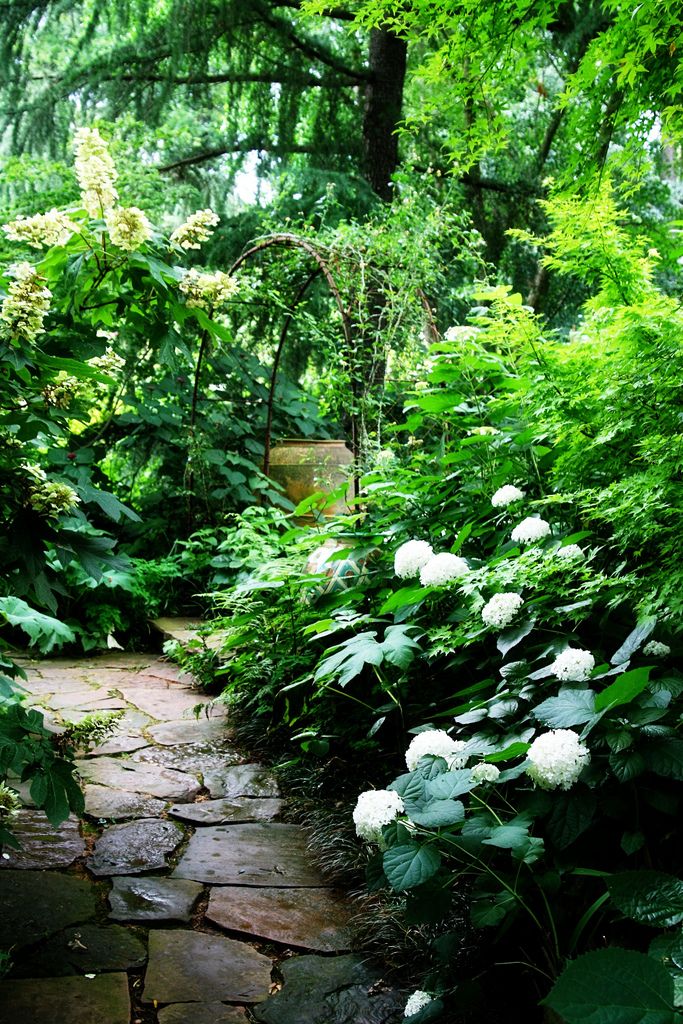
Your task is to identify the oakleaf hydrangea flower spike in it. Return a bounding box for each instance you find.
[419,552,468,586]
[526,729,590,790]
[406,729,468,771]
[353,790,404,844]
[73,127,119,216]
[481,592,523,629]
[551,648,595,682]
[0,262,52,343]
[643,640,670,657]
[492,484,526,508]
[404,991,434,1017]
[105,207,152,251]
[394,540,434,579]
[170,208,220,249]
[511,516,551,544]
[3,209,76,250]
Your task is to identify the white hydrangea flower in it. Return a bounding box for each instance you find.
[0,262,52,342]
[394,540,434,579]
[74,127,119,216]
[556,544,584,560]
[470,762,500,784]
[511,516,551,544]
[550,648,595,682]
[180,268,238,309]
[3,209,77,250]
[526,729,590,791]
[89,347,125,375]
[105,206,152,251]
[353,789,404,843]
[419,552,468,586]
[643,640,671,657]
[444,325,479,343]
[170,208,220,249]
[481,592,523,629]
[491,484,526,508]
[404,990,434,1017]
[406,730,468,772]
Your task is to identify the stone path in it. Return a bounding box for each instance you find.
[0,651,404,1024]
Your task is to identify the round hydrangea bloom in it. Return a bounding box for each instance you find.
[481,592,523,629]
[406,730,468,772]
[492,484,526,508]
[643,640,671,657]
[526,729,590,791]
[551,648,595,682]
[511,516,551,544]
[444,325,479,343]
[394,540,434,579]
[419,552,468,586]
[556,544,584,560]
[470,762,500,784]
[353,789,404,843]
[105,206,152,251]
[404,990,434,1017]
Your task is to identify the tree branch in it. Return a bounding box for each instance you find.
[255,0,370,82]
[270,0,357,21]
[158,140,344,172]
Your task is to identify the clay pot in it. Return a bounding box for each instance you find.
[268,439,354,520]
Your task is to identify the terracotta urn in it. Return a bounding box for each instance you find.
[267,439,354,520]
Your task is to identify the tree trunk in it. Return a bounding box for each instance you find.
[363,28,408,200]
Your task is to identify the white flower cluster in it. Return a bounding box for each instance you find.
[406,730,468,771]
[2,209,76,250]
[643,640,671,657]
[511,516,551,544]
[74,127,119,216]
[42,375,80,409]
[353,789,404,843]
[404,990,434,1017]
[105,206,152,251]
[89,347,125,376]
[556,544,584,560]
[419,552,469,586]
[481,592,523,629]
[526,729,590,791]
[444,325,479,343]
[491,484,526,508]
[551,648,595,682]
[170,208,220,249]
[179,268,238,309]
[0,782,22,822]
[27,478,81,518]
[394,539,433,579]
[470,762,500,784]
[0,262,52,343]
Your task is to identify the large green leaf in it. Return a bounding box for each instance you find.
[608,872,683,928]
[383,842,441,891]
[427,769,475,800]
[595,668,651,712]
[380,624,422,668]
[534,688,596,728]
[544,790,597,850]
[497,618,534,658]
[544,948,677,1024]
[0,597,75,653]
[649,930,683,972]
[643,740,683,781]
[611,617,657,665]
[409,799,465,828]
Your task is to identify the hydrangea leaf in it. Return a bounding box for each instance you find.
[409,799,465,828]
[481,814,533,853]
[470,889,517,928]
[383,842,441,890]
[544,790,597,850]
[608,871,683,927]
[595,667,651,712]
[643,739,683,781]
[427,769,475,800]
[497,618,535,658]
[649,929,683,971]
[543,947,677,1024]
[388,771,428,812]
[533,689,596,728]
[611,616,658,665]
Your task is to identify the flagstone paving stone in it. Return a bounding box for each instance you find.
[88,818,184,876]
[108,876,203,922]
[0,811,84,870]
[207,886,353,951]
[0,972,131,1024]
[143,931,272,1004]
[14,922,147,977]
[158,1004,248,1024]
[147,716,233,746]
[0,871,98,950]
[75,755,201,801]
[116,681,215,720]
[172,824,324,886]
[203,763,281,799]
[131,742,241,777]
[252,955,404,1024]
[83,784,166,821]
[168,796,284,825]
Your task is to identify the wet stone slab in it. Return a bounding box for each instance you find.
[75,756,201,801]
[14,922,147,977]
[168,797,283,826]
[172,824,324,886]
[158,1005,248,1024]
[0,811,84,870]
[131,743,240,778]
[252,955,405,1024]
[83,784,166,821]
[0,972,130,1024]
[143,930,272,1004]
[88,818,184,876]
[0,871,97,950]
[116,680,215,721]
[207,886,352,952]
[203,763,280,799]
[147,718,233,747]
[108,876,203,923]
